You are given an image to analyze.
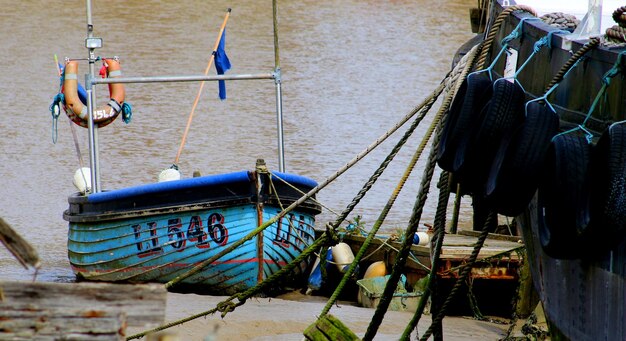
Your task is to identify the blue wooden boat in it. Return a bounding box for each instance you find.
[55,2,322,295]
[64,167,321,294]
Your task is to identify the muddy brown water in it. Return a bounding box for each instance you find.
[0,0,475,281]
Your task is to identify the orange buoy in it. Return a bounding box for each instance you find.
[363,261,387,279]
[63,59,125,128]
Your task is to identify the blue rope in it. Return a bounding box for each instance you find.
[49,93,64,144]
[525,54,587,116]
[122,102,133,124]
[470,17,540,82]
[552,51,626,143]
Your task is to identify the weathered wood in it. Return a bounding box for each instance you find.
[0,281,166,328]
[0,218,40,269]
[0,307,126,340]
[303,314,360,341]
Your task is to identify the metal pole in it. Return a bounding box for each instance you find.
[92,72,274,85]
[85,0,101,193]
[272,0,285,172]
[274,69,285,172]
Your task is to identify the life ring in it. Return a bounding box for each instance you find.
[63,59,125,128]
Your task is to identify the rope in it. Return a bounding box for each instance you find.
[121,102,133,124]
[49,93,63,144]
[552,51,626,143]
[165,78,449,289]
[476,5,537,70]
[400,171,451,340]
[544,37,600,92]
[128,233,332,340]
[418,212,495,341]
[400,46,480,338]
[319,82,444,318]
[363,43,480,341]
[540,12,579,30]
[174,9,231,166]
[606,6,626,43]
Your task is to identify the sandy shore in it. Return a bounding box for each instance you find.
[128,291,509,340]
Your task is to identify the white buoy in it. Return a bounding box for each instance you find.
[331,242,355,273]
[73,167,92,193]
[158,166,181,182]
[413,231,430,246]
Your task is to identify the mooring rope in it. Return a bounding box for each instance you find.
[399,171,451,340]
[164,77,449,289]
[544,37,600,92]
[319,82,444,318]
[396,44,481,341]
[362,41,480,341]
[130,57,453,341]
[127,231,336,340]
[418,212,495,341]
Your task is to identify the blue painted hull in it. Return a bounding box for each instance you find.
[65,170,321,295]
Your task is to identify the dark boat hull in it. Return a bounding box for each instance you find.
[467,2,626,339]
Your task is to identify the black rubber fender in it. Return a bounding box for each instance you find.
[538,133,592,259]
[437,72,492,172]
[485,101,560,216]
[589,123,626,243]
[454,79,526,195]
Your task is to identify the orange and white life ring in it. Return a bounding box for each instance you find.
[63,59,125,128]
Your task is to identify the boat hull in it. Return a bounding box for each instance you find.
[65,170,321,295]
[480,2,626,339]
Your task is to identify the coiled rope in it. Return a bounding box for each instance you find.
[540,12,579,30]
[606,6,626,43]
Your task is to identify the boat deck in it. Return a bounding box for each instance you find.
[332,230,523,282]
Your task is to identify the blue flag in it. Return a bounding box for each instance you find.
[214,29,231,100]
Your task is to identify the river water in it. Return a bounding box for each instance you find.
[0,1,474,282]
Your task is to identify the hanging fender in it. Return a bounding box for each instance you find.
[63,59,125,128]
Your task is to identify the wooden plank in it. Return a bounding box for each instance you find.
[0,307,125,340]
[0,281,166,328]
[0,218,40,269]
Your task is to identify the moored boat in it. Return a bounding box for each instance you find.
[441,1,626,339]
[65,166,320,294]
[52,2,321,295]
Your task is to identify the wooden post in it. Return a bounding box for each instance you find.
[0,217,40,269]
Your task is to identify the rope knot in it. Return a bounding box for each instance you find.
[323,222,340,246]
[216,301,238,317]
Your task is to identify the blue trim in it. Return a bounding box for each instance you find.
[271,171,318,188]
[88,170,251,203]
